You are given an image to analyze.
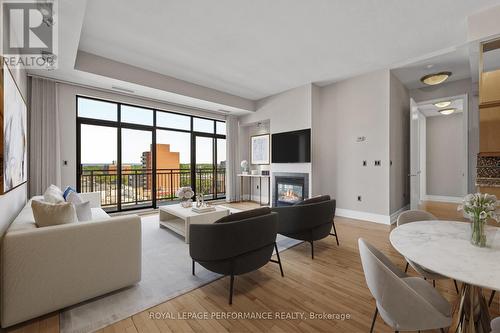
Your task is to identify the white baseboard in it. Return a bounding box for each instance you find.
[336,208,391,225]
[423,195,463,203]
[390,204,410,224]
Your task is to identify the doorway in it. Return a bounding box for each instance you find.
[410,94,468,209]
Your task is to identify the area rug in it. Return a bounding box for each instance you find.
[60,213,301,333]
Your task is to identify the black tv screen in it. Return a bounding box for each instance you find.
[272,129,311,163]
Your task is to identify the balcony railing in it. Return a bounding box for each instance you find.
[79,168,226,211]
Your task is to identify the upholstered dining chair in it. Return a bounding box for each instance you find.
[272,195,336,259]
[358,238,452,333]
[397,210,459,294]
[189,207,283,304]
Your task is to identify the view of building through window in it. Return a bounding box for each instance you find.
[77,96,226,212]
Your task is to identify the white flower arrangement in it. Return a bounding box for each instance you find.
[176,186,194,200]
[458,193,499,222]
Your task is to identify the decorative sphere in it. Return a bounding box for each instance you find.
[240,160,248,169]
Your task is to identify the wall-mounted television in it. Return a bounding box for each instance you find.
[271,129,311,163]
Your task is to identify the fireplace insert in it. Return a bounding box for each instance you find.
[274,176,306,206]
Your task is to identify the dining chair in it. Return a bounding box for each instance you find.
[358,238,451,333]
[397,210,459,294]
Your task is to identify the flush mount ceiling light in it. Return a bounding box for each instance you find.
[438,108,456,115]
[434,101,452,108]
[420,72,452,85]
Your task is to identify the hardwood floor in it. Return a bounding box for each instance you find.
[5,202,499,333]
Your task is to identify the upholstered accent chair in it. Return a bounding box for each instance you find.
[358,238,451,333]
[189,207,283,304]
[272,195,337,259]
[397,210,459,293]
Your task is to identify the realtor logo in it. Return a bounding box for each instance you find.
[1,0,58,69]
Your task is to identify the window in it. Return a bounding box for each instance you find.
[78,98,117,121]
[193,117,214,133]
[216,121,226,135]
[76,96,226,212]
[157,111,190,130]
[121,105,153,126]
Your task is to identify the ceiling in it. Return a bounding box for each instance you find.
[78,0,500,100]
[418,97,464,117]
[391,45,472,90]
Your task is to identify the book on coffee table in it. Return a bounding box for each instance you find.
[191,206,216,213]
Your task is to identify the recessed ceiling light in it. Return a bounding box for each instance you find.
[434,101,452,108]
[438,108,455,115]
[420,72,452,85]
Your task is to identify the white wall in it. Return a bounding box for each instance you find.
[410,78,477,193]
[57,82,226,188]
[313,70,391,221]
[426,113,465,197]
[389,73,410,214]
[239,84,313,200]
[0,66,28,235]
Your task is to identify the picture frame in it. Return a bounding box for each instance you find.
[0,56,28,194]
[251,134,270,165]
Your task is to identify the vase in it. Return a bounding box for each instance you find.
[470,217,487,247]
[180,199,192,208]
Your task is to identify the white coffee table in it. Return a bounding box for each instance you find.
[159,204,229,243]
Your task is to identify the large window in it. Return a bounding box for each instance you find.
[77,96,226,212]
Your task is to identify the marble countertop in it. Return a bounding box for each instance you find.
[390,220,500,290]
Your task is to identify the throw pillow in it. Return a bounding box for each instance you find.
[43,184,65,203]
[66,191,84,205]
[63,186,77,201]
[74,201,92,221]
[31,200,78,228]
[215,207,271,223]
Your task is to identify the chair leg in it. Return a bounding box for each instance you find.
[454,280,459,294]
[369,307,378,333]
[330,220,339,246]
[440,329,445,333]
[404,262,409,273]
[229,274,235,305]
[192,260,195,276]
[274,242,284,277]
[310,240,314,259]
[489,290,496,307]
[433,280,436,288]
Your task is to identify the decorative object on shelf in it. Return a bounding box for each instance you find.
[458,193,499,247]
[176,186,194,208]
[1,57,28,194]
[251,134,270,165]
[240,160,249,174]
[251,169,259,175]
[261,170,270,176]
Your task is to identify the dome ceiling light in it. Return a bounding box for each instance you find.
[434,101,452,108]
[438,108,456,115]
[420,72,452,85]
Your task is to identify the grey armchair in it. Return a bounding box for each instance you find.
[189,207,283,304]
[272,195,337,259]
[397,210,459,293]
[358,238,451,333]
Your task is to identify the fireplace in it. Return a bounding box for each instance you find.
[273,173,309,206]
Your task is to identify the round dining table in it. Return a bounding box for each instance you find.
[390,220,500,333]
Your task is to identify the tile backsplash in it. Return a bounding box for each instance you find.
[477,156,500,179]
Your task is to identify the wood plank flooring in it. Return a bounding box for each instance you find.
[4,202,499,333]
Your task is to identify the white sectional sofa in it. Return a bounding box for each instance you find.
[0,193,142,327]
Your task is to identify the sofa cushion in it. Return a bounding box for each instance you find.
[215,207,271,223]
[43,185,64,203]
[31,200,78,228]
[74,201,92,221]
[91,208,110,220]
[63,186,77,201]
[294,195,331,206]
[66,191,84,205]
